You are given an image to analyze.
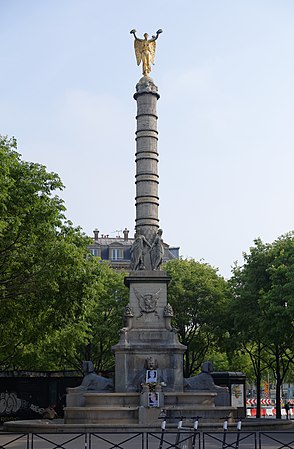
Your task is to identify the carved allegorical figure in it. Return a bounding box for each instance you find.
[131,357,167,392]
[130,229,151,271]
[150,229,164,270]
[130,29,163,76]
[130,228,165,271]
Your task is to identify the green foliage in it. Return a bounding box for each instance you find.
[68,261,128,372]
[0,136,128,371]
[165,258,230,377]
[229,234,294,418]
[29,261,128,372]
[2,133,292,399]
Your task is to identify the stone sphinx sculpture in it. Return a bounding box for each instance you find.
[184,361,229,406]
[66,361,113,407]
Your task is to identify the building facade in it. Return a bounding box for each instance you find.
[89,228,179,270]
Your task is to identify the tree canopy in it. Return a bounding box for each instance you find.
[1,135,293,417]
[165,258,230,377]
[0,135,128,371]
[229,234,294,418]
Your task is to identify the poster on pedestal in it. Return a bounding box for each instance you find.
[148,392,159,407]
[146,370,157,383]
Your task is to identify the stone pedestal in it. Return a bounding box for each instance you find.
[112,271,186,392]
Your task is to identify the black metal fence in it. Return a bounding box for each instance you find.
[0,431,293,449]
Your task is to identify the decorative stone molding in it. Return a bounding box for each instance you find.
[134,288,161,318]
[135,76,159,97]
[124,304,134,317]
[163,303,174,317]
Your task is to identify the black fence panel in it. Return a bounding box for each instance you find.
[0,430,293,449]
[259,432,294,449]
[147,431,199,449]
[31,433,87,449]
[90,432,144,449]
[0,432,29,449]
[202,432,257,449]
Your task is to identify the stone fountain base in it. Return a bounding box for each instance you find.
[64,391,236,426]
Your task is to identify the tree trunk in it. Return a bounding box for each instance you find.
[184,346,190,378]
[256,373,261,418]
[275,349,282,419]
[256,342,261,418]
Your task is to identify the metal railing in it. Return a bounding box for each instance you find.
[0,427,293,449]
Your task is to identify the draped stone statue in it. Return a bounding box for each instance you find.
[130,357,167,392]
[150,229,164,270]
[130,229,151,271]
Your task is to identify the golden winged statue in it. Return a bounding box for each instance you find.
[130,29,163,76]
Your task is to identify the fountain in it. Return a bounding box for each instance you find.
[63,29,235,427]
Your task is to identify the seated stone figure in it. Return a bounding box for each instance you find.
[131,357,167,392]
[184,361,229,406]
[66,361,113,407]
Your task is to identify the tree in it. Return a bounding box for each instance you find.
[165,258,230,377]
[0,136,130,372]
[30,260,128,372]
[259,234,294,417]
[228,239,272,418]
[81,263,128,372]
[229,234,294,418]
[0,135,109,370]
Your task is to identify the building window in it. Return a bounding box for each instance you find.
[90,248,100,257]
[111,248,123,260]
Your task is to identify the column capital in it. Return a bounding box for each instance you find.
[134,76,160,100]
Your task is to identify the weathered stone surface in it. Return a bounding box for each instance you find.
[134,76,159,97]
[184,361,230,406]
[134,79,160,266]
[112,271,186,393]
[66,361,114,407]
[63,78,237,427]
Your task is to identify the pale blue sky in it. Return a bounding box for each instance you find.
[1,0,294,277]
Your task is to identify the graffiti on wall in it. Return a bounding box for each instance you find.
[0,391,45,416]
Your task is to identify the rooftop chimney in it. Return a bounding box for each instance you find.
[93,228,99,240]
[123,228,129,241]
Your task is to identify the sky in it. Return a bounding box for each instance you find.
[1,0,294,278]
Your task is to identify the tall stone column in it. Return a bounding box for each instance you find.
[134,77,160,249]
[133,77,161,270]
[112,75,186,393]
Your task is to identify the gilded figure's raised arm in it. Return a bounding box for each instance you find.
[150,29,163,41]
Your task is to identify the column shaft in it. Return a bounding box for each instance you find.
[134,81,160,244]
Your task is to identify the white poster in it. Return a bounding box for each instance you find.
[231,384,244,407]
[146,370,157,383]
[148,392,159,407]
